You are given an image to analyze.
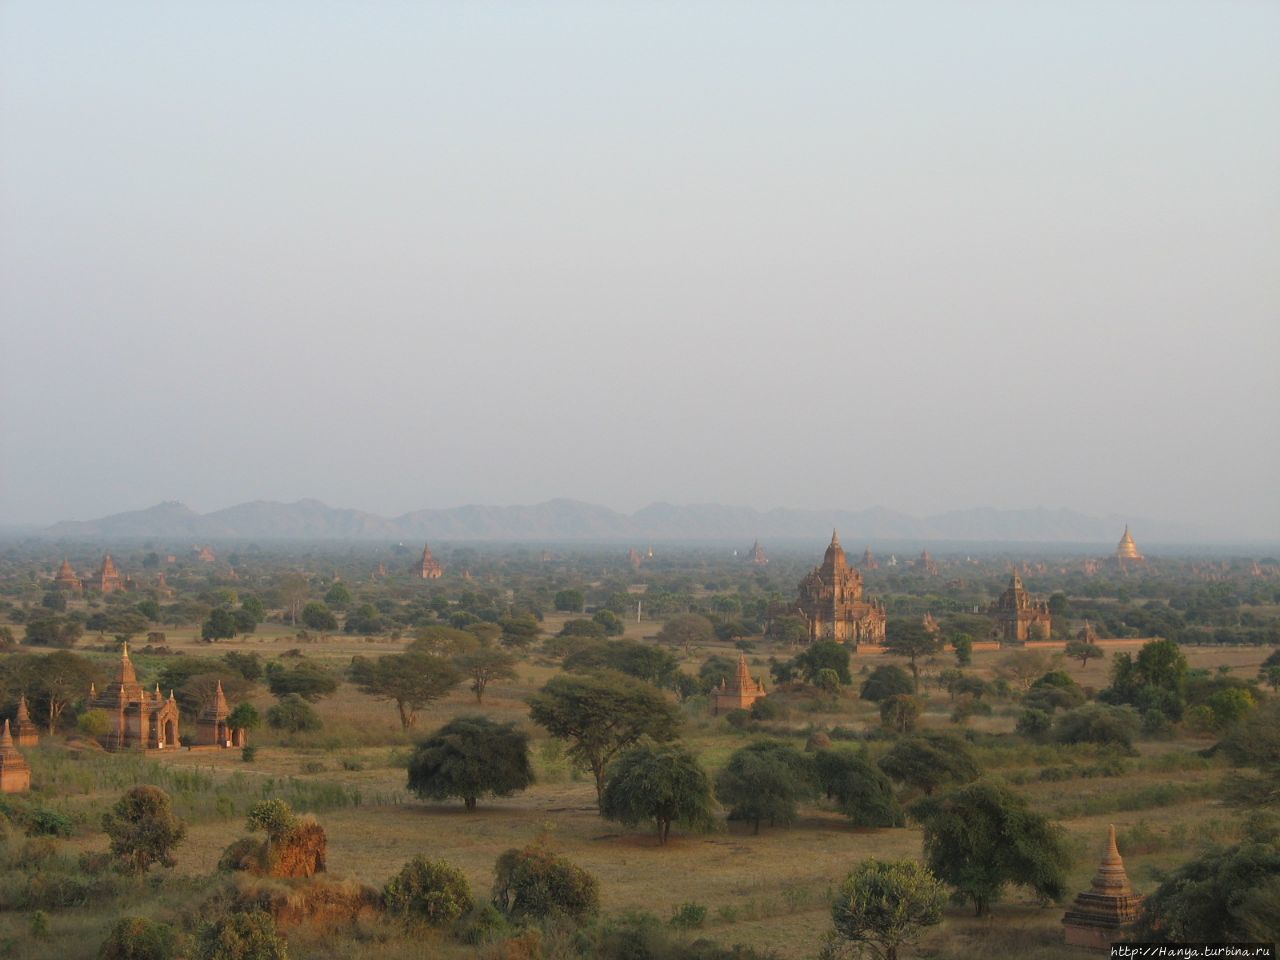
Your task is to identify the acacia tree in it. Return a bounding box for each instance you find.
[599,744,714,845]
[1065,638,1105,668]
[825,859,946,960]
[453,647,518,703]
[714,740,818,834]
[102,786,187,875]
[528,671,681,802]
[349,651,461,729]
[912,779,1070,916]
[883,622,942,694]
[655,614,716,656]
[407,715,534,811]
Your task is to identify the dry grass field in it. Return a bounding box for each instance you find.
[0,612,1267,960]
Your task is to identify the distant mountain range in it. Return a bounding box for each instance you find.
[36,498,1203,544]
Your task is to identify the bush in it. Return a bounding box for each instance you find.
[1015,709,1053,741]
[266,694,322,733]
[384,856,473,926]
[669,901,708,930]
[77,709,112,738]
[1053,704,1140,751]
[27,808,74,838]
[193,910,287,960]
[491,844,600,924]
[97,916,181,960]
[750,697,781,721]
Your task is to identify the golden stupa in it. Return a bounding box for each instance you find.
[1116,526,1144,561]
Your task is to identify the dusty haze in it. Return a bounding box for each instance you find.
[1,3,1277,537]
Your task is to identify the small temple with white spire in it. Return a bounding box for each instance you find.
[1063,824,1144,950]
[89,643,182,751]
[711,652,767,715]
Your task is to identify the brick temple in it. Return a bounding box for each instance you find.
[788,531,887,644]
[990,571,1052,643]
[711,653,767,715]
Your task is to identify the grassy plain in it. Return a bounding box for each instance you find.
[0,614,1269,960]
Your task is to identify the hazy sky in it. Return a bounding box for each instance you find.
[2,2,1277,536]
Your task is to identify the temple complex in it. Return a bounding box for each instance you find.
[746,540,768,565]
[990,571,1052,642]
[197,681,245,748]
[89,644,181,751]
[0,720,31,794]
[87,553,129,594]
[417,543,444,579]
[789,532,887,644]
[711,653,767,715]
[53,558,82,591]
[922,612,940,636]
[915,550,939,576]
[860,547,879,570]
[1077,620,1100,645]
[195,545,217,563]
[1062,824,1144,950]
[13,695,38,747]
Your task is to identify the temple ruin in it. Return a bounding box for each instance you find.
[1062,824,1143,950]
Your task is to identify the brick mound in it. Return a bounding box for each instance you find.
[231,874,380,929]
[218,816,327,879]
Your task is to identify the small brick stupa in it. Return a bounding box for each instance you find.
[0,719,31,794]
[711,653,767,715]
[13,695,38,747]
[1063,824,1144,950]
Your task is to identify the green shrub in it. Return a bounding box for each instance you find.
[28,808,74,839]
[193,910,286,960]
[383,856,473,926]
[491,844,599,924]
[669,901,708,929]
[97,916,181,960]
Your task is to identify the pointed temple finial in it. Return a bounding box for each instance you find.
[1,719,12,745]
[831,528,840,547]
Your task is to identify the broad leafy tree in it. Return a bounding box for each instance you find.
[912,779,1070,916]
[300,601,338,633]
[349,652,461,729]
[265,661,337,702]
[824,859,946,960]
[1133,829,1280,943]
[563,639,679,688]
[491,845,600,924]
[880,694,920,734]
[528,671,681,802]
[714,740,818,834]
[860,665,914,703]
[815,749,903,827]
[102,786,187,875]
[201,608,238,641]
[600,744,714,845]
[878,734,980,796]
[407,715,534,811]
